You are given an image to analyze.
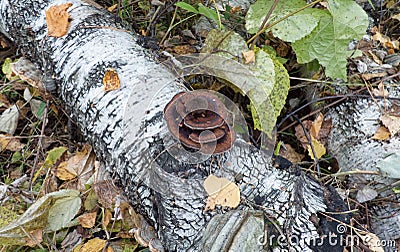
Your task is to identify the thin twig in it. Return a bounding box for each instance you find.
[250,0,280,49]
[247,0,323,44]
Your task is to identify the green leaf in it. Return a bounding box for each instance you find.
[1,58,19,81]
[175,2,199,14]
[292,0,368,80]
[0,190,80,245]
[48,190,81,231]
[41,146,68,169]
[246,0,317,42]
[11,151,22,163]
[201,30,290,136]
[198,4,219,25]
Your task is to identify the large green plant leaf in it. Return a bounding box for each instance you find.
[246,0,369,80]
[246,0,317,42]
[292,0,368,80]
[201,30,290,136]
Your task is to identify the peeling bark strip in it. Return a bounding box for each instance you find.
[0,0,349,251]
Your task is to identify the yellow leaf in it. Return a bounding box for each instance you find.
[372,126,391,141]
[203,175,240,211]
[307,138,326,159]
[46,3,73,37]
[80,238,106,252]
[107,4,118,12]
[103,68,121,91]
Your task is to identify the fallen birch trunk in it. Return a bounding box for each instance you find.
[0,0,349,251]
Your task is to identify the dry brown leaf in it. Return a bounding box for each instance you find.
[372,82,389,97]
[380,114,400,136]
[295,120,312,149]
[54,161,77,180]
[361,72,387,80]
[372,126,391,141]
[242,50,256,64]
[173,45,196,54]
[93,180,120,208]
[80,237,106,252]
[55,144,95,189]
[372,32,399,50]
[0,134,25,152]
[310,113,324,138]
[356,230,385,252]
[103,68,121,91]
[78,212,97,228]
[203,174,240,211]
[25,229,43,247]
[368,50,382,65]
[307,137,326,159]
[46,3,73,37]
[0,94,11,108]
[279,144,304,163]
[102,208,112,227]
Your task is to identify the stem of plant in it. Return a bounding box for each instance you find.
[160,8,197,45]
[211,0,223,30]
[250,0,280,49]
[246,0,323,45]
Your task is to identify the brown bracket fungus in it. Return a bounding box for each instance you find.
[164,91,236,154]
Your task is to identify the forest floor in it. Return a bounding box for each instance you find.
[0,0,399,251]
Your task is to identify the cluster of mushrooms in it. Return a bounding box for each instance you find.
[164,91,236,154]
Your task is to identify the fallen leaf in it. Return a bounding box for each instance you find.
[310,113,324,138]
[78,212,97,228]
[47,190,81,231]
[83,190,98,211]
[93,180,120,209]
[46,3,73,37]
[203,174,240,211]
[372,126,391,141]
[103,68,120,91]
[102,209,112,228]
[80,238,106,252]
[242,50,256,64]
[25,229,43,247]
[307,137,326,159]
[173,45,197,54]
[380,114,400,136]
[356,230,385,252]
[0,190,79,246]
[356,186,378,203]
[372,31,399,50]
[279,144,304,163]
[55,144,95,189]
[372,82,389,97]
[0,94,11,108]
[0,134,25,152]
[107,4,117,12]
[377,153,400,179]
[361,71,387,80]
[0,104,19,135]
